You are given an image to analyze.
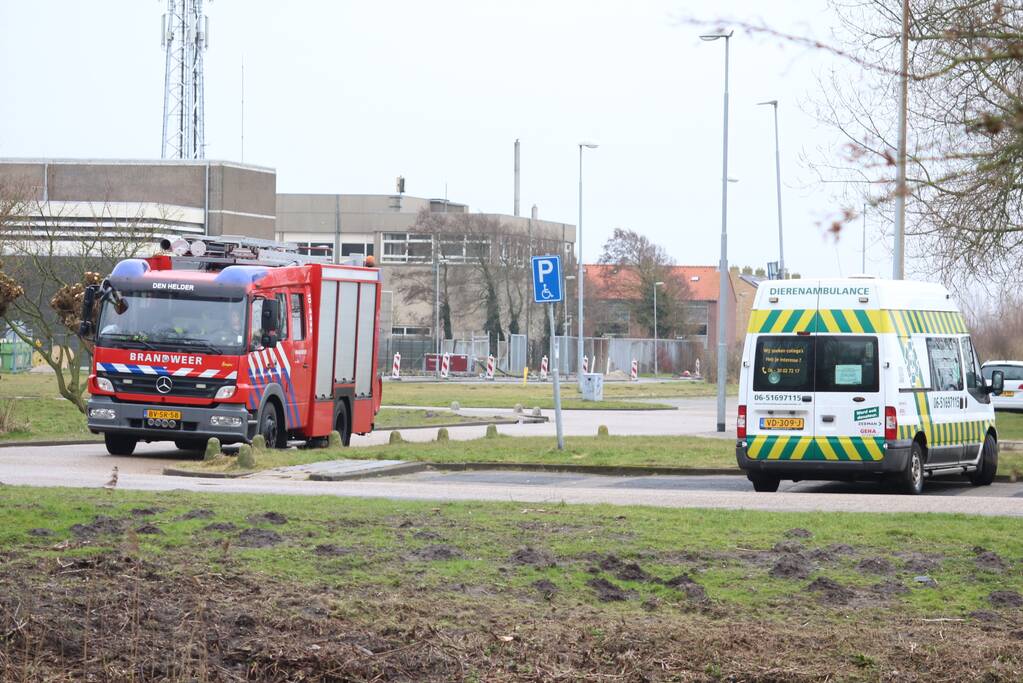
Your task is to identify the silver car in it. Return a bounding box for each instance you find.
[982,361,1023,411]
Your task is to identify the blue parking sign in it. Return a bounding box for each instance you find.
[531,255,563,303]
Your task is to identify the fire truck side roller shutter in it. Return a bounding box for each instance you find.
[334,282,358,384]
[355,284,377,396]
[315,282,338,399]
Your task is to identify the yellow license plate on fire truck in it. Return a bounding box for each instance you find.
[144,409,182,420]
[760,417,804,430]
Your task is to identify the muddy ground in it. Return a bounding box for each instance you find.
[1,494,1022,681]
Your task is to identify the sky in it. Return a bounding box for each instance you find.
[0,0,894,278]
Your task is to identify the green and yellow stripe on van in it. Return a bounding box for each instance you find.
[745,435,885,461]
[747,309,967,335]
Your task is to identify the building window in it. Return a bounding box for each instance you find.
[381,233,433,263]
[341,242,374,257]
[682,301,710,337]
[296,242,333,257]
[392,326,431,336]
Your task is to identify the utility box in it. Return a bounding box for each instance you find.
[580,372,604,401]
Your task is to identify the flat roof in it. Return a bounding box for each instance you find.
[0,158,276,174]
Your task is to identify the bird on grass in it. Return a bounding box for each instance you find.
[103,466,118,491]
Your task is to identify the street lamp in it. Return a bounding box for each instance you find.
[577,142,598,380]
[757,99,784,279]
[653,281,664,377]
[433,256,449,377]
[700,29,732,433]
[564,275,576,340]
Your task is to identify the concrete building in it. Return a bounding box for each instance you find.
[276,193,576,337]
[0,159,276,240]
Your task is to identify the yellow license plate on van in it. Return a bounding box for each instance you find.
[760,418,804,430]
[144,409,181,420]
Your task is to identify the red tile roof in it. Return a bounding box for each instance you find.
[584,264,729,302]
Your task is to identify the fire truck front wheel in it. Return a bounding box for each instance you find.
[258,401,287,449]
[104,433,137,456]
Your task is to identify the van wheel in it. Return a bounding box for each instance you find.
[104,433,137,456]
[969,434,998,487]
[749,474,780,493]
[898,442,925,495]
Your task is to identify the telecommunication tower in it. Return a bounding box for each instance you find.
[160,0,208,159]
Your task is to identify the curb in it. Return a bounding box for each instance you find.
[0,439,101,449]
[162,467,249,479]
[372,417,546,432]
[308,461,429,482]
[427,462,742,477]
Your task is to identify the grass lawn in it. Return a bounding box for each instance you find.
[994,410,1023,440]
[380,379,733,410]
[0,372,97,442]
[2,486,1022,680]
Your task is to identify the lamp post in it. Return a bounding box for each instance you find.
[433,256,448,378]
[653,281,664,377]
[757,99,784,278]
[700,29,732,433]
[564,275,576,352]
[577,142,598,381]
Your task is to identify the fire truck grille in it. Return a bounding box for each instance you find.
[101,373,233,399]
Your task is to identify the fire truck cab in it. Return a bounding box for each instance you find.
[81,236,383,456]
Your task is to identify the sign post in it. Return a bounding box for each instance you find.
[532,255,564,450]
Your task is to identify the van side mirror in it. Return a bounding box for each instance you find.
[261,298,280,347]
[989,370,1004,396]
[78,285,99,338]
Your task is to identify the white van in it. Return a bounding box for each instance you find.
[736,277,1004,494]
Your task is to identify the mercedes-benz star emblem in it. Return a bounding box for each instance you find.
[155,376,173,394]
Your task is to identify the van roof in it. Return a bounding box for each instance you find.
[754,278,956,312]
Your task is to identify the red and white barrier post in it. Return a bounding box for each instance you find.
[540,355,549,381]
[391,352,401,380]
[486,354,496,380]
[441,353,451,379]
[630,359,638,381]
[582,355,589,374]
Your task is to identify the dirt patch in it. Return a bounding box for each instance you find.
[615,562,651,582]
[856,557,894,575]
[27,528,53,537]
[177,508,214,521]
[314,544,352,557]
[203,522,237,533]
[236,528,283,548]
[247,511,288,526]
[971,610,1001,623]
[69,515,127,539]
[532,579,558,598]
[508,547,556,569]
[599,553,625,571]
[975,551,1008,571]
[871,580,909,597]
[412,530,442,541]
[784,528,813,539]
[901,555,941,574]
[129,507,162,518]
[808,577,855,605]
[770,554,813,580]
[586,577,631,602]
[772,540,805,554]
[134,523,163,535]
[412,545,463,561]
[663,574,708,602]
[989,591,1023,608]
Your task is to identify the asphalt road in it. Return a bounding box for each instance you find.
[3,440,1023,517]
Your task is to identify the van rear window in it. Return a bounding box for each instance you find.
[753,335,879,393]
[754,337,814,391]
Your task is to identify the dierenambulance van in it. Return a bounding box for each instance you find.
[736,277,1004,494]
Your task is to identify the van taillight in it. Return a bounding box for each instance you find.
[885,406,897,441]
[737,405,747,439]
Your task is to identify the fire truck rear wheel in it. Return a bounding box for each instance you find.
[335,402,351,447]
[258,402,286,449]
[104,433,137,456]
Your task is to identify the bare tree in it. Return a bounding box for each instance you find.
[597,228,692,337]
[0,186,156,411]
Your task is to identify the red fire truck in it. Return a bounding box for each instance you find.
[80,236,382,456]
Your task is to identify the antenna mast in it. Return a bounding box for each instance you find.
[161,0,208,159]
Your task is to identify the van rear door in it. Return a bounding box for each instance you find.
[747,334,815,460]
[813,334,885,462]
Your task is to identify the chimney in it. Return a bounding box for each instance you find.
[531,204,538,220]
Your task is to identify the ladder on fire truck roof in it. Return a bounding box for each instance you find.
[159,234,369,268]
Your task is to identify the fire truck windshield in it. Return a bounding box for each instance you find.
[96,290,247,354]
